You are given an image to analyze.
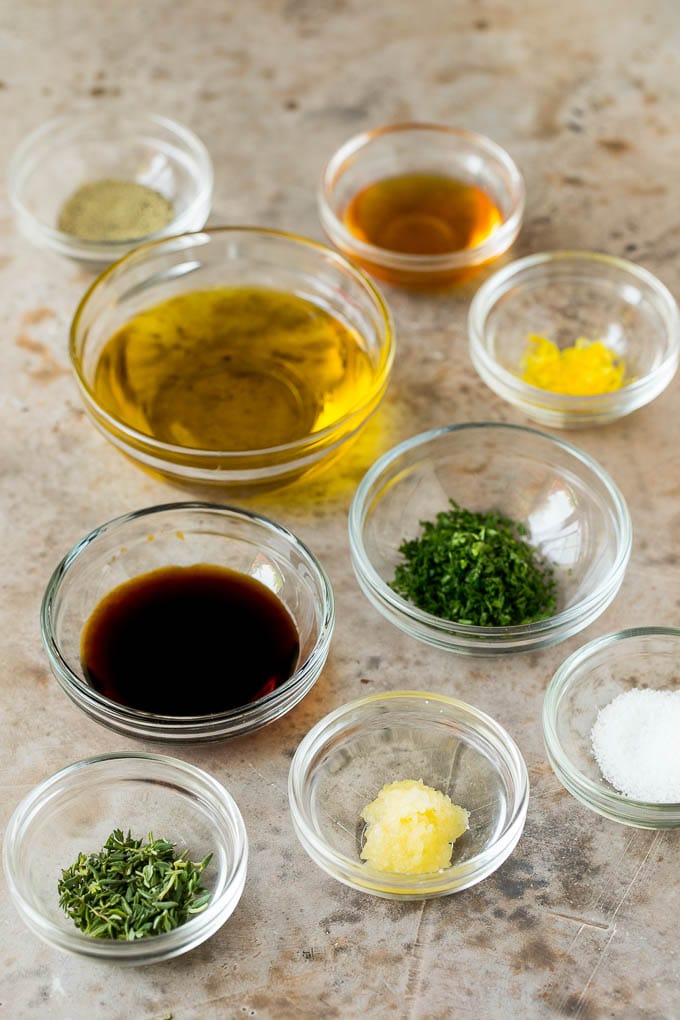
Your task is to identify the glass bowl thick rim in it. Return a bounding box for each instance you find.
[318,122,526,272]
[40,501,335,740]
[542,626,680,827]
[69,225,395,464]
[7,110,214,260]
[468,250,680,414]
[288,689,530,897]
[348,421,632,646]
[2,751,248,962]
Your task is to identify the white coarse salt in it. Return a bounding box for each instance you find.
[590,687,680,803]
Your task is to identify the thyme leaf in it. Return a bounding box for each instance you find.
[390,500,557,627]
[57,829,212,940]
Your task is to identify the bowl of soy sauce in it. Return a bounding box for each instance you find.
[41,502,334,741]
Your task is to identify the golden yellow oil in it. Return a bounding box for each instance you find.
[92,286,376,451]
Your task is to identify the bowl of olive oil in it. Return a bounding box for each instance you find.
[70,227,394,487]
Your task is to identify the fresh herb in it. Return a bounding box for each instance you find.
[390,500,557,627]
[57,829,212,940]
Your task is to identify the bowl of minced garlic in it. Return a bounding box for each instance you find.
[469,251,680,429]
[360,779,469,875]
[288,691,529,898]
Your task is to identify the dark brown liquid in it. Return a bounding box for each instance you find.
[80,564,300,716]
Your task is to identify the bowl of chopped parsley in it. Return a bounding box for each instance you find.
[2,753,247,963]
[349,422,632,654]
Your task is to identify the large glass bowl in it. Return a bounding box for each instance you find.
[41,502,334,741]
[319,122,525,289]
[7,111,213,268]
[349,423,632,655]
[543,627,680,828]
[70,227,394,487]
[288,691,529,898]
[468,251,680,428]
[3,753,248,964]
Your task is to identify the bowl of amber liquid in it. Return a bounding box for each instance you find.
[70,227,394,487]
[318,123,525,288]
[41,502,334,741]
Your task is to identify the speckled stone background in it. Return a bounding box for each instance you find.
[1,2,680,1018]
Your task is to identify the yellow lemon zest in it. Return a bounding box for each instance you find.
[520,333,627,396]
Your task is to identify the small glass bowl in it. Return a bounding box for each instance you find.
[468,251,680,428]
[2,753,248,963]
[543,627,680,829]
[318,122,525,289]
[70,226,394,487]
[349,423,632,655]
[288,691,529,899]
[41,502,334,741]
[7,111,213,268]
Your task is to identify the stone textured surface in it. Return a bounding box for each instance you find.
[1,2,680,1018]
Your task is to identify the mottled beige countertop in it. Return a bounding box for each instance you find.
[1,2,680,1018]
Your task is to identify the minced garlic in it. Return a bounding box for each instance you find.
[360,779,469,875]
[520,333,626,396]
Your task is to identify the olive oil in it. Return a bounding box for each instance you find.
[92,287,375,451]
[80,564,300,716]
[343,173,503,256]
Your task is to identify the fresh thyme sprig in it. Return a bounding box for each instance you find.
[390,499,557,627]
[57,829,212,940]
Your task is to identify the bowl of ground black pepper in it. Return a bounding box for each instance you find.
[349,423,632,655]
[7,111,212,267]
[3,753,248,963]
[40,502,334,741]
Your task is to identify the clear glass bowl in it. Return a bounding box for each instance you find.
[2,753,248,964]
[7,111,213,268]
[288,691,529,898]
[41,502,334,741]
[70,226,394,487]
[319,122,525,289]
[543,627,680,828]
[349,423,632,655]
[468,251,680,428]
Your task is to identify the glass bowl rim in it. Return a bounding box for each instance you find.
[69,225,395,460]
[2,751,248,960]
[7,110,214,258]
[318,121,526,272]
[40,500,335,735]
[468,249,680,410]
[288,689,530,895]
[348,421,633,640]
[542,625,680,825]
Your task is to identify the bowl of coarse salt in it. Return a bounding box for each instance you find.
[542,627,680,828]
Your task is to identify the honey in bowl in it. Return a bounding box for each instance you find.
[80,564,300,716]
[92,286,374,453]
[344,173,502,257]
[342,172,503,286]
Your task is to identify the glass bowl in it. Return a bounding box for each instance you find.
[543,627,680,828]
[318,122,525,289]
[348,423,632,655]
[2,753,248,964]
[288,691,529,898]
[7,111,213,268]
[41,502,334,741]
[468,251,680,428]
[70,226,394,487]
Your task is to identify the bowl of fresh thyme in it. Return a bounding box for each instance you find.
[2,753,248,964]
[348,422,632,654]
